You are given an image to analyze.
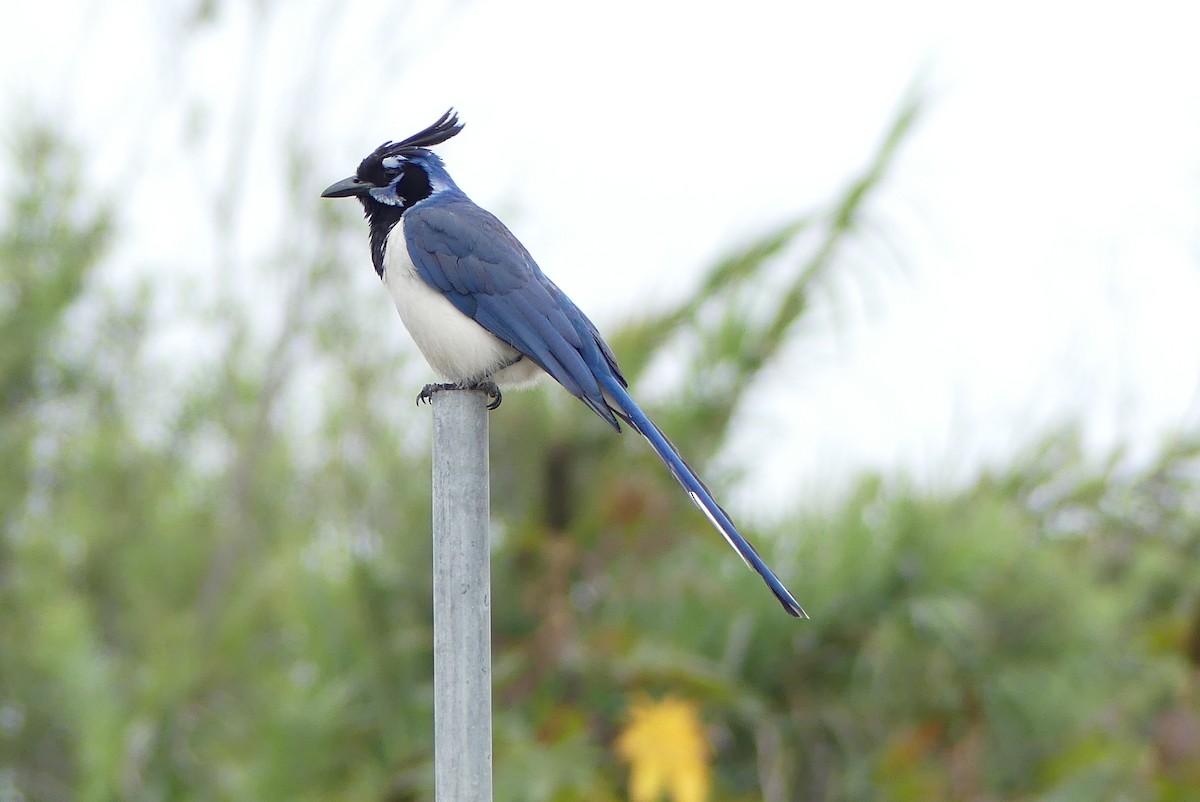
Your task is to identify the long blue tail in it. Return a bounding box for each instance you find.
[599,375,807,618]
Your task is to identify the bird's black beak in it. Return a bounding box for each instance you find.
[321,176,372,198]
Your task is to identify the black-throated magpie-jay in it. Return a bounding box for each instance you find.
[322,109,806,617]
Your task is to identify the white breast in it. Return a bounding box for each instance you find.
[383,220,544,387]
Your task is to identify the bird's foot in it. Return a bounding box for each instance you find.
[416,380,502,410]
[416,382,458,406]
[476,380,502,409]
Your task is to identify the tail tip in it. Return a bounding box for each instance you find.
[784,598,810,619]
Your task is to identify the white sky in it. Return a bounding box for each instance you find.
[3,0,1199,513]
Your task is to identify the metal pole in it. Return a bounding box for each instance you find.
[431,387,493,801]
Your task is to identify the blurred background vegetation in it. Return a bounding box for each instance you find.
[3,4,1200,802]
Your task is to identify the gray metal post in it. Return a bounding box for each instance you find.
[431,388,493,801]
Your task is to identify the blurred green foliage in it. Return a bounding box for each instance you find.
[2,102,1199,802]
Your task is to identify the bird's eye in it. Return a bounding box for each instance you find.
[381,156,402,170]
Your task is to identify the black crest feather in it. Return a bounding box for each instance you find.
[374,108,463,159]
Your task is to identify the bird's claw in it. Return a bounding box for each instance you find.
[415,381,502,410]
[478,380,502,410]
[416,382,457,406]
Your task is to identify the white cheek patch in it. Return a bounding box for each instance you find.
[369,186,405,207]
[381,156,402,170]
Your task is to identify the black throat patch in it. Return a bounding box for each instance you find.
[362,164,433,278]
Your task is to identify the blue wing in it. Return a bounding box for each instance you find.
[404,197,626,429]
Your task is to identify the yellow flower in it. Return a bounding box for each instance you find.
[615,695,711,802]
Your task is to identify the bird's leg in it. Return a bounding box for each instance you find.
[416,380,502,410]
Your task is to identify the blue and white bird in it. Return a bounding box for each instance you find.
[322,109,806,618]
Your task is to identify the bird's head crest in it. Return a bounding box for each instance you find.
[371,108,464,161]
